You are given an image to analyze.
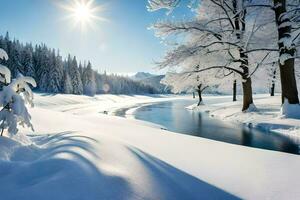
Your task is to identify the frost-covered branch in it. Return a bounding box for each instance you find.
[147,0,181,12]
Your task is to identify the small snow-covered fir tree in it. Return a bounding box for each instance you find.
[0,48,36,137]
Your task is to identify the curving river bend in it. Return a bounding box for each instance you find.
[114,99,300,155]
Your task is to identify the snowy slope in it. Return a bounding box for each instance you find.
[33,93,187,115]
[0,93,299,200]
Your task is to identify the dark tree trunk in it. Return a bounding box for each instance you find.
[233,80,237,101]
[242,78,254,111]
[197,84,203,106]
[270,67,276,96]
[279,62,299,103]
[274,0,299,104]
[270,82,275,97]
[239,51,254,111]
[197,89,202,106]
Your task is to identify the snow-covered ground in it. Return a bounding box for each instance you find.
[0,93,300,200]
[34,93,189,115]
[188,93,300,137]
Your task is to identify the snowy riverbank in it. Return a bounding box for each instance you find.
[188,94,300,137]
[0,93,299,200]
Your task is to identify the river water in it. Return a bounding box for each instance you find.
[115,99,299,155]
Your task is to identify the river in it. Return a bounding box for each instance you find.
[114,99,299,155]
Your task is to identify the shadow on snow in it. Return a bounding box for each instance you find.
[127,146,240,200]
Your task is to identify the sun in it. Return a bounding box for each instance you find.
[60,0,106,31]
[74,3,91,22]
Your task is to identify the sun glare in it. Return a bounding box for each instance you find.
[74,3,91,21]
[60,0,106,31]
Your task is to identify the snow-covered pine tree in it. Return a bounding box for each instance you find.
[0,48,36,137]
[82,61,96,96]
[8,39,22,78]
[20,44,35,78]
[68,56,83,95]
[37,45,51,92]
[78,62,84,78]
[47,50,63,93]
[62,68,73,94]
[95,72,104,93]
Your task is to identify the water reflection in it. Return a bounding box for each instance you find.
[132,100,299,155]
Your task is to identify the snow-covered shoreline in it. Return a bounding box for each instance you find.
[188,93,300,138]
[1,93,299,200]
[34,93,191,115]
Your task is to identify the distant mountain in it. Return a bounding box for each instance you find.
[131,72,171,94]
[131,72,156,81]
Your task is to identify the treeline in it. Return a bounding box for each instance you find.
[0,32,158,96]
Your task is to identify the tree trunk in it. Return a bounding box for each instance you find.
[279,62,299,103]
[197,84,203,106]
[242,78,253,111]
[270,82,275,97]
[233,0,254,111]
[239,52,254,111]
[270,68,276,96]
[197,89,202,106]
[274,0,299,104]
[233,80,237,101]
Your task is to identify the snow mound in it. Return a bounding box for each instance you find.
[281,99,300,119]
[198,101,205,106]
[0,133,132,200]
[186,102,205,110]
[186,103,198,110]
[244,103,258,113]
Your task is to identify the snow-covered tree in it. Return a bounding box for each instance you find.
[273,0,300,106]
[68,56,83,95]
[8,40,22,78]
[0,48,36,137]
[82,61,96,96]
[148,0,279,111]
[62,69,73,94]
[162,66,222,105]
[0,48,8,61]
[36,45,51,91]
[20,45,35,78]
[47,50,63,93]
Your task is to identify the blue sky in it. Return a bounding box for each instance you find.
[0,0,193,74]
